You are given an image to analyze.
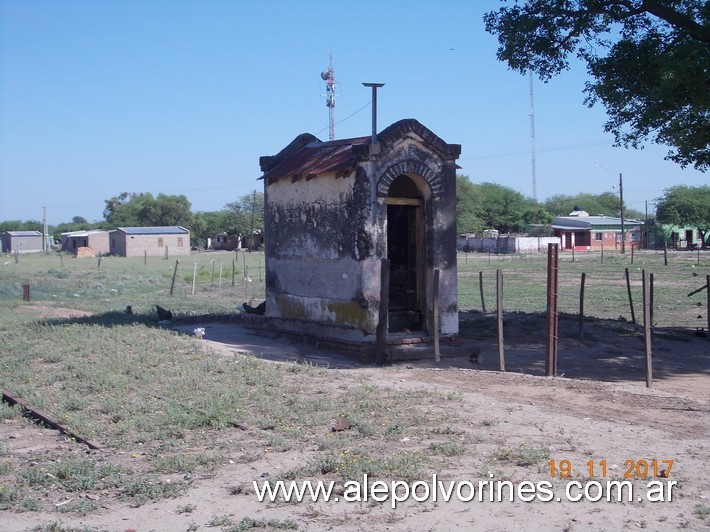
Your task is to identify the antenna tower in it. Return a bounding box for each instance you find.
[321,55,336,141]
[529,72,538,201]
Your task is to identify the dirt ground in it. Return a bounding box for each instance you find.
[2,310,709,531]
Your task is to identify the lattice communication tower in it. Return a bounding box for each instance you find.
[321,55,336,141]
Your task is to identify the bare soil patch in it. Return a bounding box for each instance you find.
[2,311,708,531]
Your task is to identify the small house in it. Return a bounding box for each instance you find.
[259,118,460,347]
[109,226,191,257]
[60,230,110,256]
[0,230,44,253]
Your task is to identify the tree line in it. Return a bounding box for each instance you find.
[2,180,707,248]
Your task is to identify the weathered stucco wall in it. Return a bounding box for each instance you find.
[262,119,460,341]
[265,170,380,334]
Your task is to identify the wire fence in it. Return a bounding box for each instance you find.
[1,249,708,330]
[456,250,710,330]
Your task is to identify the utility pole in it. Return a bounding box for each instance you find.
[42,206,49,252]
[619,173,625,254]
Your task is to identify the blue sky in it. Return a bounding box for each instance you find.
[1,0,706,225]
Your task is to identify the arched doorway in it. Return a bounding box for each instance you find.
[386,174,427,332]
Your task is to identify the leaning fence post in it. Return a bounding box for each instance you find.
[169,259,179,296]
[625,267,636,324]
[191,260,197,295]
[479,271,486,313]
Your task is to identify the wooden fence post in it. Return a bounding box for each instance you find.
[546,243,559,376]
[642,270,653,388]
[169,259,179,296]
[496,268,505,371]
[191,261,197,295]
[579,272,586,341]
[625,267,636,324]
[479,271,486,313]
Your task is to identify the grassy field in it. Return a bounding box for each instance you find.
[0,249,707,529]
[0,251,465,525]
[458,249,710,329]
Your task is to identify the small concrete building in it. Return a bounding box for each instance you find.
[259,118,460,347]
[60,230,110,256]
[1,231,44,253]
[109,226,191,257]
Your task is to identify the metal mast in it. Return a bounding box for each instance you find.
[321,55,336,141]
[529,72,538,201]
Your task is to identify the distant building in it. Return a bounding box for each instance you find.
[214,232,238,251]
[60,230,110,255]
[109,226,191,257]
[650,224,703,250]
[1,230,44,253]
[552,211,644,251]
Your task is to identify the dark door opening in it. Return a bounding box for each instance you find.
[387,202,423,332]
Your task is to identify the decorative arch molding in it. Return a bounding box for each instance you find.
[377,160,442,197]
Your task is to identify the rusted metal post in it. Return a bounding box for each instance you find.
[433,269,441,363]
[22,283,30,302]
[642,270,652,388]
[579,272,586,341]
[625,267,636,324]
[546,243,559,376]
[496,268,505,371]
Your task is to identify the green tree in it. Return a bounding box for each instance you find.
[191,210,231,248]
[456,176,544,234]
[655,185,710,247]
[456,175,483,234]
[484,1,710,171]
[223,191,264,238]
[0,220,43,232]
[103,193,192,227]
[545,192,625,217]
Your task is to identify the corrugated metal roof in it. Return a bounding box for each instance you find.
[118,226,189,235]
[5,230,42,237]
[260,136,370,185]
[552,216,643,229]
[61,230,108,237]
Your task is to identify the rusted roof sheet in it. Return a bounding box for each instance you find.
[260,136,370,185]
